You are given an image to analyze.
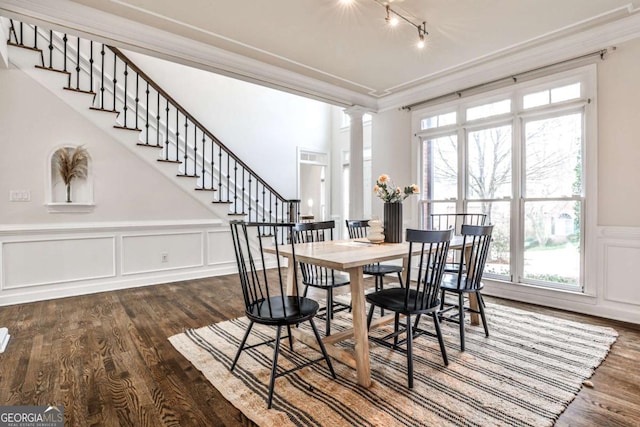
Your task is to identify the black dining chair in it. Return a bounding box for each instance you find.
[229,221,336,409]
[429,213,487,273]
[366,228,453,388]
[292,220,351,336]
[438,224,493,351]
[346,219,404,316]
[346,219,404,291]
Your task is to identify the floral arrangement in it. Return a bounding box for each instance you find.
[54,145,90,186]
[373,174,419,203]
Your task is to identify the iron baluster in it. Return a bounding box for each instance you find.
[75,37,81,90]
[184,117,189,171]
[242,168,245,216]
[134,74,139,129]
[19,21,23,45]
[248,174,253,220]
[233,160,238,213]
[112,53,117,111]
[165,100,170,160]
[100,44,105,109]
[175,109,179,161]
[89,41,94,93]
[62,34,67,73]
[201,132,206,188]
[33,25,38,49]
[156,90,161,146]
[262,186,266,222]
[145,81,150,144]
[48,30,53,69]
[226,153,230,202]
[193,124,198,179]
[218,146,223,197]
[209,137,214,190]
[122,63,128,126]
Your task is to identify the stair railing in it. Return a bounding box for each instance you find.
[6,19,301,225]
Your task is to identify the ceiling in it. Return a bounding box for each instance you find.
[3,0,640,108]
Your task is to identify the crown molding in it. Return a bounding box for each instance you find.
[378,6,640,111]
[0,0,378,109]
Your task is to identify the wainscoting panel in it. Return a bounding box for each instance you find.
[483,226,640,325]
[2,236,115,289]
[600,228,640,307]
[207,229,235,266]
[0,220,235,306]
[121,231,204,275]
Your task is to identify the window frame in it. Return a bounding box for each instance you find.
[413,64,597,295]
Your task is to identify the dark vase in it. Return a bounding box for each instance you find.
[65,183,72,203]
[383,202,403,243]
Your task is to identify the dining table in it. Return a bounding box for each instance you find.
[264,236,477,388]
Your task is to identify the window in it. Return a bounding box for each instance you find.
[417,68,593,292]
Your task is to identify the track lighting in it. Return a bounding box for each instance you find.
[341,1,428,49]
[385,6,399,26]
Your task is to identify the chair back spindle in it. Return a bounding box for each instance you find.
[453,224,494,290]
[429,213,487,235]
[405,229,453,312]
[292,221,337,284]
[345,220,369,239]
[230,220,299,319]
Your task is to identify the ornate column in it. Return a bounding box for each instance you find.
[345,106,368,220]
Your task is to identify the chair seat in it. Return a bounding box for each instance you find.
[302,273,350,289]
[363,264,403,276]
[440,274,485,293]
[247,296,319,325]
[366,288,440,315]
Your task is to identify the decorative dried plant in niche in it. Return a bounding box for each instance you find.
[53,145,90,203]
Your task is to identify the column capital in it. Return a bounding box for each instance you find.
[343,105,370,120]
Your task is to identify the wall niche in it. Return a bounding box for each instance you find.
[47,145,94,213]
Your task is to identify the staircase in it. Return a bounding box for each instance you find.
[4,19,301,225]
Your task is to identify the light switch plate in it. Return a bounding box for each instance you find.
[9,190,31,201]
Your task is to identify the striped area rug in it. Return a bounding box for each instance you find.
[169,301,617,427]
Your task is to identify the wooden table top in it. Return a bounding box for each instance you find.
[268,237,465,271]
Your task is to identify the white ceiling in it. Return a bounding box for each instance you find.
[3,0,640,109]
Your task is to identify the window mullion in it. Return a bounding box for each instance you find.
[512,114,523,283]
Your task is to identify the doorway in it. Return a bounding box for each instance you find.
[298,150,328,222]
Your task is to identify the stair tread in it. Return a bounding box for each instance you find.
[177,174,200,178]
[64,87,96,95]
[212,201,233,205]
[89,107,119,114]
[7,42,41,52]
[117,126,143,132]
[157,159,182,164]
[35,65,70,75]
[228,213,248,216]
[195,188,217,192]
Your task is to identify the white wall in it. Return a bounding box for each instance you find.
[123,50,333,199]
[597,39,640,226]
[0,67,214,224]
[370,109,414,223]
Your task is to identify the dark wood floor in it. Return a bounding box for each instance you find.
[1,273,638,426]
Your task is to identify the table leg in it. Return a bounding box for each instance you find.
[285,258,297,296]
[347,265,371,388]
[401,256,410,286]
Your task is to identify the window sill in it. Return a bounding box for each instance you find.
[483,278,597,307]
[46,203,95,213]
